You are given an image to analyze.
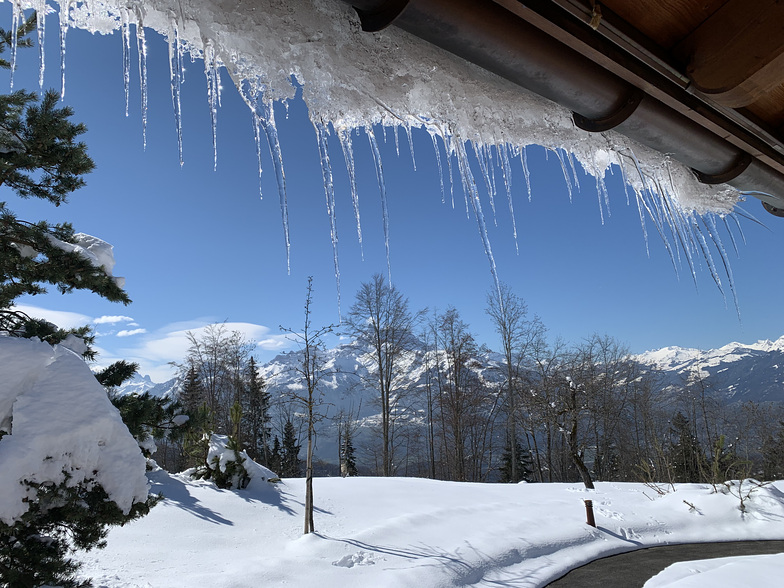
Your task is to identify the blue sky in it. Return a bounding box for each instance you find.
[6,8,784,381]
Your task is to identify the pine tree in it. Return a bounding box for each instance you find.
[668,412,706,483]
[341,424,358,477]
[0,16,128,310]
[0,15,152,588]
[500,434,533,483]
[242,357,271,465]
[762,421,784,481]
[269,435,283,475]
[280,420,302,478]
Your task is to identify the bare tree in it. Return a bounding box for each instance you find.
[179,323,254,436]
[280,277,336,534]
[343,274,423,476]
[486,283,546,482]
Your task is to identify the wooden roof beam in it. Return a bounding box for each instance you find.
[675,0,784,108]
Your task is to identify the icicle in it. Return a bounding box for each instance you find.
[689,215,725,299]
[438,125,456,209]
[245,88,292,274]
[454,136,503,306]
[314,120,341,314]
[59,0,70,99]
[10,0,20,89]
[499,143,519,254]
[203,38,219,171]
[122,8,131,117]
[35,0,46,91]
[568,151,581,192]
[393,124,400,157]
[633,187,651,256]
[367,127,392,283]
[252,113,263,197]
[474,142,497,226]
[168,15,184,166]
[338,127,363,259]
[554,148,573,203]
[704,214,740,315]
[135,8,148,149]
[405,124,417,171]
[521,146,532,202]
[428,130,445,204]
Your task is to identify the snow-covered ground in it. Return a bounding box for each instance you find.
[77,470,784,587]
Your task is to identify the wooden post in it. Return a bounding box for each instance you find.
[584,499,596,527]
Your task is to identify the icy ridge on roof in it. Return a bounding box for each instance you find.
[8,0,737,214]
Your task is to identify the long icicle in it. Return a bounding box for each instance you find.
[168,14,184,166]
[499,143,519,254]
[59,0,70,98]
[122,8,131,116]
[454,135,503,305]
[35,0,46,91]
[135,7,148,149]
[428,129,445,204]
[338,127,364,259]
[10,0,20,89]
[314,120,341,315]
[203,38,219,170]
[367,127,392,283]
[475,142,497,226]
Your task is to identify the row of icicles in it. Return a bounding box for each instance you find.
[6,1,746,317]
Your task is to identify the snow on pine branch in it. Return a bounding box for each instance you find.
[0,336,149,525]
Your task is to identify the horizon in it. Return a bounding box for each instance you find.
[5,7,784,382]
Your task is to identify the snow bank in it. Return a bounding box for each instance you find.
[0,336,149,525]
[644,553,784,587]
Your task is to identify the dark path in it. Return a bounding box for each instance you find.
[545,540,784,587]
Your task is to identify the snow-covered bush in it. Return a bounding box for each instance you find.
[0,336,156,587]
[192,433,278,490]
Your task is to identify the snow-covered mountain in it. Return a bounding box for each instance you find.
[636,336,784,403]
[114,373,179,399]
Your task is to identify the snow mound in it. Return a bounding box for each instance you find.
[0,336,149,525]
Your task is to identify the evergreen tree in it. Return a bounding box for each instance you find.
[174,365,212,469]
[668,412,706,483]
[0,15,128,309]
[242,357,271,465]
[280,420,302,478]
[762,421,784,480]
[500,434,533,483]
[341,424,358,477]
[269,435,283,475]
[0,15,152,587]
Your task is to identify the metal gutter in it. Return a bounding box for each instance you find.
[344,0,784,215]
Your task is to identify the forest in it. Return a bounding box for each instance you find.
[136,274,784,491]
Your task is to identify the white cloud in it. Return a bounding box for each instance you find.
[11,305,91,329]
[116,328,147,337]
[93,315,134,325]
[113,321,294,384]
